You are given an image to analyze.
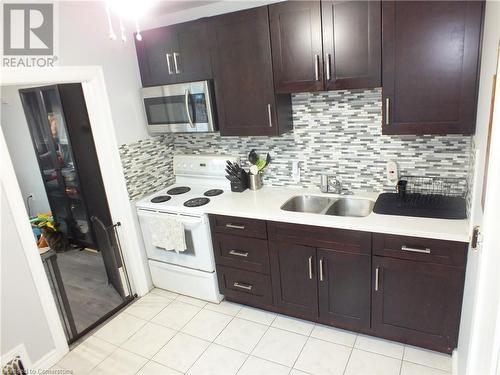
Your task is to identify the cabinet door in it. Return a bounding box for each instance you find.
[382,1,483,135]
[269,1,324,93]
[135,26,179,86]
[269,241,318,320]
[209,7,287,136]
[372,256,465,352]
[318,248,371,330]
[173,20,212,83]
[322,1,381,90]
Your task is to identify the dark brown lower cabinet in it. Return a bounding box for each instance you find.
[210,214,467,354]
[372,256,465,352]
[318,248,371,330]
[269,242,318,320]
[216,265,273,309]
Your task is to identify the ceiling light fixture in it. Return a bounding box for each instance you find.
[104,0,154,42]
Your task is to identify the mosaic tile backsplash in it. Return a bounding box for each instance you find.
[119,88,473,202]
[119,136,174,200]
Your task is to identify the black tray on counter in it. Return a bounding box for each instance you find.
[373,192,467,220]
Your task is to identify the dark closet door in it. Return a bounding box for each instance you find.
[322,0,381,90]
[372,256,465,352]
[174,19,212,83]
[269,1,324,93]
[57,84,124,298]
[20,89,76,241]
[209,6,285,136]
[269,241,318,320]
[318,248,371,330]
[382,1,483,135]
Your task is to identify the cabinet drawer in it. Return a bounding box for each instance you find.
[209,215,267,239]
[213,233,270,274]
[216,265,273,307]
[373,233,467,267]
[268,221,371,255]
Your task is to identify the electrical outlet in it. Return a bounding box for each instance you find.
[386,160,399,184]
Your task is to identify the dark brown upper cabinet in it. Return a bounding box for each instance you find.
[208,6,292,136]
[135,19,212,87]
[269,1,324,93]
[269,0,381,93]
[382,1,484,135]
[322,0,381,90]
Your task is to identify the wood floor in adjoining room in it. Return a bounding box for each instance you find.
[55,248,123,332]
[53,289,453,375]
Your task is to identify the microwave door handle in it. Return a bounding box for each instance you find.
[184,90,195,129]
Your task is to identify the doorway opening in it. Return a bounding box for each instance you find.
[1,83,134,344]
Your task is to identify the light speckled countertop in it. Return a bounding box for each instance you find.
[204,186,470,243]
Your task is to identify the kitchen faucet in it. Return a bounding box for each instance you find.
[320,174,352,195]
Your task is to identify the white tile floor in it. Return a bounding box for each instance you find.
[55,289,452,375]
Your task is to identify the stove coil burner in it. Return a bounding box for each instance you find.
[184,197,210,207]
[151,195,171,203]
[167,186,191,195]
[204,189,224,197]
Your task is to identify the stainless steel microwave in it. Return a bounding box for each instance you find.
[141,80,217,134]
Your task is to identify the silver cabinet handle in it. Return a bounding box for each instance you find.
[233,282,253,291]
[225,223,245,230]
[165,53,173,74]
[308,256,313,280]
[267,104,273,128]
[319,258,324,282]
[185,89,195,128]
[173,52,181,73]
[385,98,390,125]
[325,53,331,81]
[375,267,380,291]
[314,54,320,81]
[401,245,431,254]
[229,250,249,258]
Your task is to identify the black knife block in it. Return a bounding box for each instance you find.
[230,179,248,192]
[231,169,248,192]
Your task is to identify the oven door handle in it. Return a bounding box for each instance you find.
[185,89,196,129]
[138,210,204,226]
[160,215,203,227]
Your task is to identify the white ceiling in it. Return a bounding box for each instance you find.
[153,1,220,15]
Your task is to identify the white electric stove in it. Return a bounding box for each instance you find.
[136,154,238,303]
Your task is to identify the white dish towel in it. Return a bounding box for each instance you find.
[149,216,187,253]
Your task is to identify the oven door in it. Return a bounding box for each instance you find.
[142,80,216,133]
[137,209,216,273]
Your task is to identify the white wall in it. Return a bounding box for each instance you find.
[0,188,55,365]
[457,1,500,373]
[1,86,51,216]
[57,1,148,145]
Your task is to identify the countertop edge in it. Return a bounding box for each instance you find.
[202,187,470,243]
[205,207,470,243]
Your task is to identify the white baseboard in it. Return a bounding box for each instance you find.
[32,347,65,371]
[452,348,459,375]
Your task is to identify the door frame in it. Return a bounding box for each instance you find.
[1,66,151,367]
[464,43,500,374]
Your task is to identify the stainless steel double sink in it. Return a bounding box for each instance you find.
[280,195,374,217]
